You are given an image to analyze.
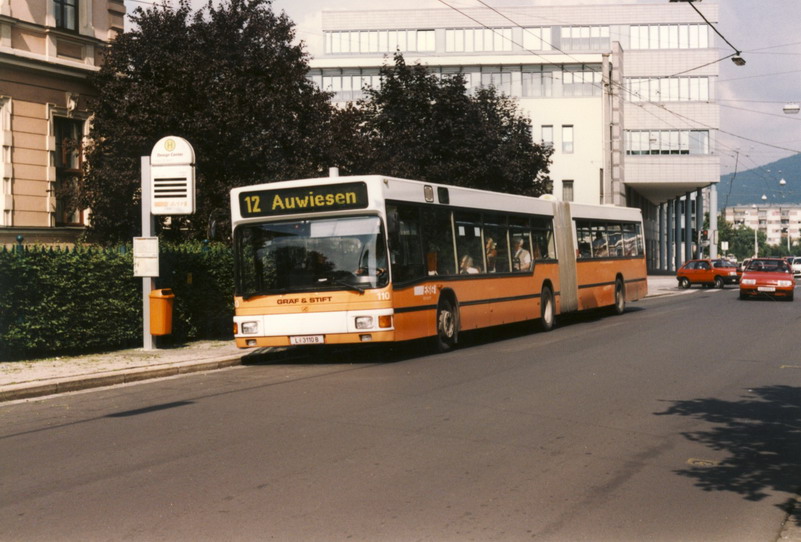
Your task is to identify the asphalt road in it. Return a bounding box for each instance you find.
[2,288,800,541]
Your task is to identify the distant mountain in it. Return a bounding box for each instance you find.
[718,153,801,210]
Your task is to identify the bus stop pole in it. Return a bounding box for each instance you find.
[141,156,156,350]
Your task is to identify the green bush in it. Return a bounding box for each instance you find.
[0,243,233,361]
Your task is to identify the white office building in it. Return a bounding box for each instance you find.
[308,0,722,271]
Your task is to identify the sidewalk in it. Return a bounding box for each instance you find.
[0,340,245,403]
[0,275,683,403]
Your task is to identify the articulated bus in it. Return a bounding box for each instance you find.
[231,175,647,351]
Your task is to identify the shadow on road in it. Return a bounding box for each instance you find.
[241,305,648,366]
[656,385,801,526]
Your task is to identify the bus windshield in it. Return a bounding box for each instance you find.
[235,216,388,297]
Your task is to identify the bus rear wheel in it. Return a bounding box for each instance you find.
[435,298,457,352]
[539,286,555,331]
[611,278,626,315]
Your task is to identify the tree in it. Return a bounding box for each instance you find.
[333,54,552,196]
[80,0,333,244]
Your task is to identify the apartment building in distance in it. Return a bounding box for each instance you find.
[723,205,801,250]
[308,0,723,271]
[0,0,125,246]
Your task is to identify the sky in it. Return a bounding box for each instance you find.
[124,0,801,181]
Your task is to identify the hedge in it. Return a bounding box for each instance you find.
[0,242,234,361]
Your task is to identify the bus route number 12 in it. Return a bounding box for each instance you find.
[244,195,261,215]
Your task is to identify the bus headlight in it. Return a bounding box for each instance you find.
[355,316,374,329]
[241,321,259,334]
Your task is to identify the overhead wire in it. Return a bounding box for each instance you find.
[685,0,742,57]
[434,0,801,206]
[434,0,800,178]
[434,0,787,162]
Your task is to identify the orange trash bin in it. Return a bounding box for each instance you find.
[149,288,175,336]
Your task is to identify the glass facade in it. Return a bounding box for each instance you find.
[625,130,710,155]
[629,24,709,50]
[625,77,710,103]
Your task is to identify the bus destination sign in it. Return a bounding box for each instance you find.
[239,182,369,218]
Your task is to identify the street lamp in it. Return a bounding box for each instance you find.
[744,208,759,258]
[784,103,800,115]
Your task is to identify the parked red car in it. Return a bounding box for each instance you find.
[676,258,739,289]
[739,258,795,301]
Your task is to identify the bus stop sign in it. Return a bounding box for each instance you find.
[150,136,196,215]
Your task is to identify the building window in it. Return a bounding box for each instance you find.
[522,66,556,98]
[541,125,553,147]
[563,68,603,97]
[562,125,574,154]
[560,26,610,51]
[54,0,78,31]
[630,24,709,50]
[624,129,710,155]
[625,76,709,102]
[326,29,434,54]
[54,117,85,226]
[310,70,382,103]
[480,71,512,95]
[562,180,574,202]
[445,28,513,53]
[522,27,550,51]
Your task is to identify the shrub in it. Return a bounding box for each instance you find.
[0,243,233,361]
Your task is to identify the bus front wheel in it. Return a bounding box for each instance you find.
[540,287,555,331]
[435,298,458,352]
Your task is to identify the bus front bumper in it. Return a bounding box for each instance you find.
[234,309,395,348]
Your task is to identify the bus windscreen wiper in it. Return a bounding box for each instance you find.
[317,275,365,294]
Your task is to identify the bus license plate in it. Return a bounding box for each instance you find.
[290,335,324,345]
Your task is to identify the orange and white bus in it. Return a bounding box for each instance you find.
[231,174,647,351]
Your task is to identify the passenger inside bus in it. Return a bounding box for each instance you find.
[593,232,608,257]
[485,237,498,272]
[512,238,532,271]
[460,255,480,274]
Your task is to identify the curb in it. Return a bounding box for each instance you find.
[0,355,243,403]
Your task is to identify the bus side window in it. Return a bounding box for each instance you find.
[510,232,533,272]
[455,213,484,274]
[531,218,555,260]
[542,229,555,259]
[576,225,593,258]
[483,215,509,273]
[592,227,608,257]
[607,225,622,257]
[421,206,456,275]
[388,204,426,283]
[622,224,641,256]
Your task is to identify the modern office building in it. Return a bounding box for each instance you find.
[0,0,124,246]
[308,0,723,271]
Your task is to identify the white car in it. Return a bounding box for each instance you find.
[791,257,801,279]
